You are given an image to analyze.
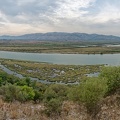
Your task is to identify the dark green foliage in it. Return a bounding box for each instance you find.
[100,66,120,94]
[33,90,43,103]
[0,84,35,102]
[0,71,8,85]
[45,98,62,116]
[16,79,28,86]
[0,84,21,102]
[68,78,107,114]
[44,84,68,102]
[25,77,31,86]
[44,84,68,115]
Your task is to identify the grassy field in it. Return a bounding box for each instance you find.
[0,41,120,54]
[0,59,103,83]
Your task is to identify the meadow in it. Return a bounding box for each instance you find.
[1,41,120,54]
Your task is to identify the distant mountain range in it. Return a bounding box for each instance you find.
[0,32,120,42]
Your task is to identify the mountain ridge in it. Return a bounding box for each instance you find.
[0,32,120,41]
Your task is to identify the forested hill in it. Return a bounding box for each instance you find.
[0,32,120,41]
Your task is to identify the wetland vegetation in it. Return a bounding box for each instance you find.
[0,59,102,83]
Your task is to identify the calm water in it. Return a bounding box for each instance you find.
[0,51,120,65]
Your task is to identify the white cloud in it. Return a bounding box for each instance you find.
[90,4,120,23]
[0,22,53,35]
[54,0,95,19]
[0,11,9,23]
[0,0,120,36]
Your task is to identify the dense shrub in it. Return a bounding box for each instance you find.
[0,84,21,102]
[69,77,107,114]
[33,89,43,103]
[44,84,68,101]
[44,84,68,115]
[44,98,62,116]
[100,66,120,94]
[19,85,35,101]
[0,72,8,86]
[0,84,36,102]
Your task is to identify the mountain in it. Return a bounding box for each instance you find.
[0,32,120,42]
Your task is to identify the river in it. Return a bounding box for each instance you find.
[0,51,120,65]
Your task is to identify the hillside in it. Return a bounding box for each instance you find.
[1,94,120,120]
[0,32,120,42]
[0,60,120,120]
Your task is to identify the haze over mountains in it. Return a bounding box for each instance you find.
[0,32,120,42]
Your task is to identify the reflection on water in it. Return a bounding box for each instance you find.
[86,72,100,77]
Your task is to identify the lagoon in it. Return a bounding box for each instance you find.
[0,51,120,65]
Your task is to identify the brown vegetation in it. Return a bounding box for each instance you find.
[0,94,120,120]
[1,42,120,54]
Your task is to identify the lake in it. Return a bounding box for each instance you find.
[0,51,120,65]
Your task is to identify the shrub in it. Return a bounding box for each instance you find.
[19,85,35,101]
[44,98,62,116]
[44,84,68,102]
[33,90,43,103]
[43,84,68,115]
[69,77,107,114]
[0,84,36,102]
[100,66,120,94]
[0,84,21,102]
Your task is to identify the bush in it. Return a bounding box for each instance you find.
[44,84,68,102]
[43,84,68,115]
[0,84,21,102]
[69,77,107,114]
[44,98,62,116]
[100,66,120,94]
[19,85,35,101]
[0,84,35,102]
[33,90,43,103]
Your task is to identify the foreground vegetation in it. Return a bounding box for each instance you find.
[0,64,120,119]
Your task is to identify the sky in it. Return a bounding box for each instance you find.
[0,0,120,36]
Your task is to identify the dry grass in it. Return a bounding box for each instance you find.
[0,99,47,120]
[1,45,120,54]
[0,94,120,120]
[0,98,90,120]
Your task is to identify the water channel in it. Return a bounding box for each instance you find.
[0,64,79,85]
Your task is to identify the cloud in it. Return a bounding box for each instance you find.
[16,0,36,6]
[0,11,9,22]
[53,0,95,18]
[0,0,120,36]
[91,3,120,23]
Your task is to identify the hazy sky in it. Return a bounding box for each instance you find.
[0,0,120,36]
